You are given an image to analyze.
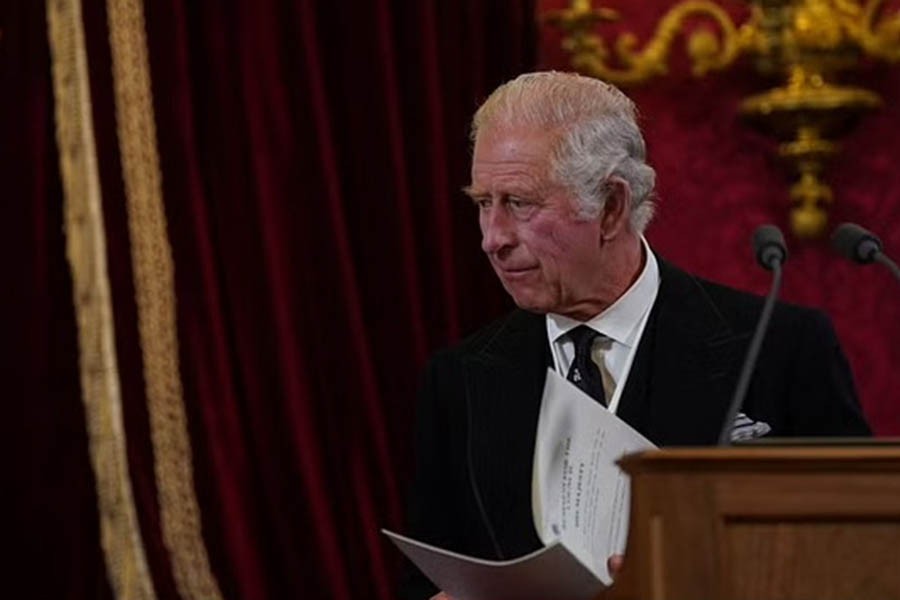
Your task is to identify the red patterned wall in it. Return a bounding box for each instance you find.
[538,0,900,434]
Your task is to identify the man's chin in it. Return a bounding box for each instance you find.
[498,278,553,313]
[507,293,552,315]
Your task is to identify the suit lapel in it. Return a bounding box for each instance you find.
[617,260,750,445]
[456,261,752,558]
[461,310,548,558]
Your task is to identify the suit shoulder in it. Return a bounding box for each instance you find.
[433,309,543,362]
[688,271,830,332]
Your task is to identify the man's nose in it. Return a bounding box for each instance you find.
[480,207,516,256]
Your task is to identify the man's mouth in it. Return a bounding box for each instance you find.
[497,265,538,278]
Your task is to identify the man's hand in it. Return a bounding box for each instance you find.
[608,554,624,577]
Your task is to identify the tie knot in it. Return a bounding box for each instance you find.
[569,325,601,355]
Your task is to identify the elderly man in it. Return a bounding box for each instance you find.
[401,72,869,600]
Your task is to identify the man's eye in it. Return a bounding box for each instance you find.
[474,198,492,210]
[508,197,537,218]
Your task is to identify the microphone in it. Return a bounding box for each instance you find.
[754,224,788,270]
[831,223,900,282]
[717,225,787,446]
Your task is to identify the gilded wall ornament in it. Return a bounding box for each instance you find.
[546,0,900,238]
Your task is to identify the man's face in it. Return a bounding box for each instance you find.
[467,126,608,319]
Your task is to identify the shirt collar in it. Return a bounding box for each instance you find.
[546,237,659,347]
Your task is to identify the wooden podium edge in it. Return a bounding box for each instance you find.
[605,444,900,600]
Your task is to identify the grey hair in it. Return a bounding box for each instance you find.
[471,71,656,232]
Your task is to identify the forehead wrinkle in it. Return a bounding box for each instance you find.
[471,126,562,196]
[471,160,550,194]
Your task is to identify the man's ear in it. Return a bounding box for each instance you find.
[599,176,632,240]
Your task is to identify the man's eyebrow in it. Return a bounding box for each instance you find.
[462,185,485,198]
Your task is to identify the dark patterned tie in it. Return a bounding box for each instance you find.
[566,325,606,406]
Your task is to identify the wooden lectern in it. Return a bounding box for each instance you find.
[606,446,900,600]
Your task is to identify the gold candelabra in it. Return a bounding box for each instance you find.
[546,0,900,238]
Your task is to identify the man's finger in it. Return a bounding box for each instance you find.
[608,554,625,576]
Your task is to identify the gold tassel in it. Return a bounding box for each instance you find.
[105,0,224,597]
[46,0,157,597]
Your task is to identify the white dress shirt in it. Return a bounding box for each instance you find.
[545,238,660,414]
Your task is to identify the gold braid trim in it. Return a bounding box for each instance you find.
[45,0,157,598]
[105,1,224,598]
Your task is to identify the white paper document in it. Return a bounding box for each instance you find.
[385,368,656,599]
[532,369,656,585]
[384,531,603,600]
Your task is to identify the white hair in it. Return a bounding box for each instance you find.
[471,71,656,232]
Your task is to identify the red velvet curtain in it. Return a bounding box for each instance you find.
[143,2,536,597]
[8,0,536,598]
[538,0,900,436]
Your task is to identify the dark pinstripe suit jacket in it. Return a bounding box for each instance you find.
[400,260,870,599]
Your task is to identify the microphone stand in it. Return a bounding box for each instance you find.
[873,252,900,283]
[717,260,783,446]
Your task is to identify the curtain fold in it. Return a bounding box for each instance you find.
[140,1,538,597]
[12,0,536,596]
